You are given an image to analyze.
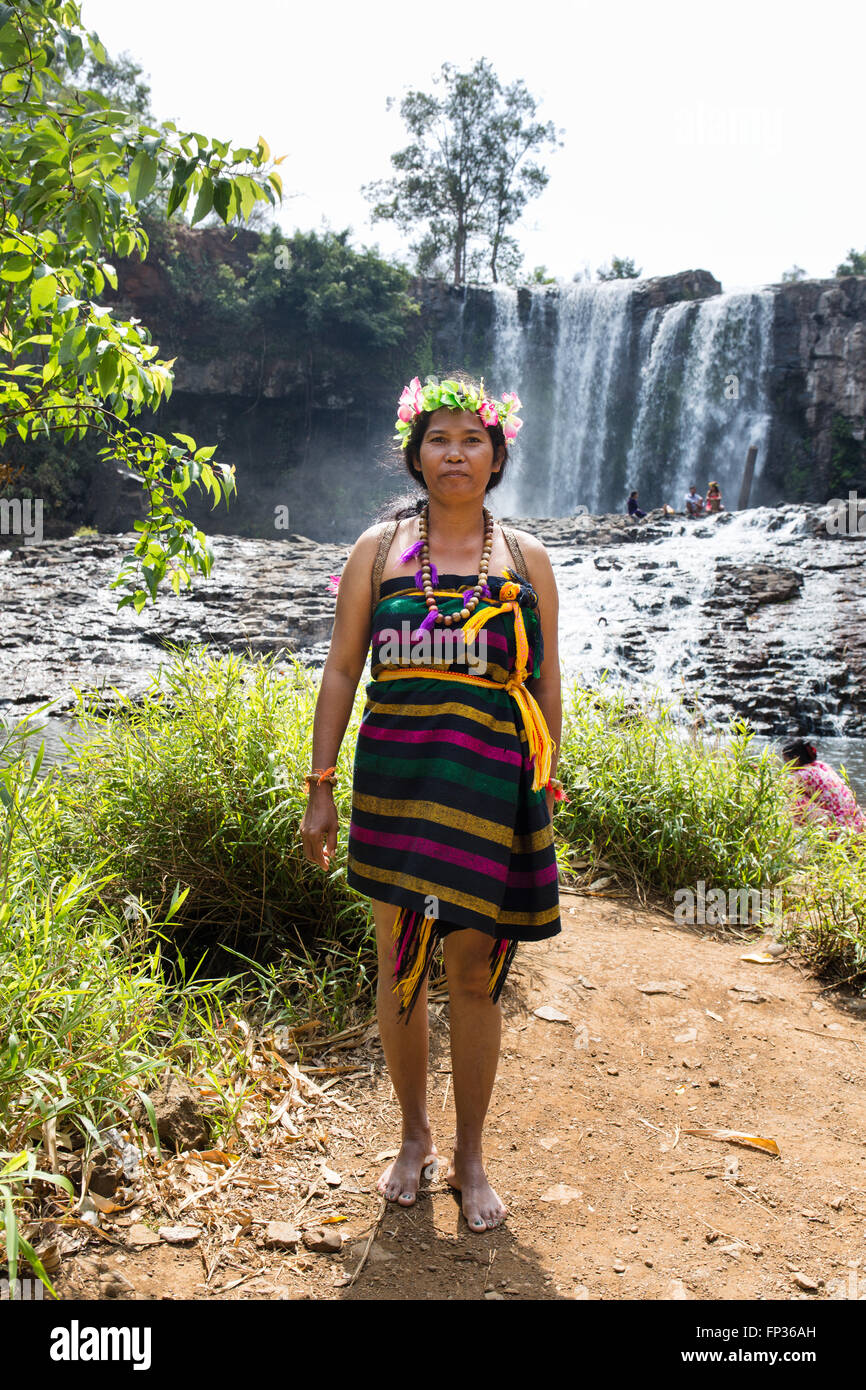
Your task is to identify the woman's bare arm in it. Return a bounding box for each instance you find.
[301,524,384,869]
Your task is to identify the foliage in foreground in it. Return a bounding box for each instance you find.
[36,646,373,1004]
[0,0,280,605]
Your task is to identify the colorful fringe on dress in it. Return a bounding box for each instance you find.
[347,567,562,1022]
[389,906,522,1020]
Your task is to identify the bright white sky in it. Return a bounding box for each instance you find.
[79,0,865,291]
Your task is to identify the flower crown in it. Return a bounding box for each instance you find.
[394,375,523,450]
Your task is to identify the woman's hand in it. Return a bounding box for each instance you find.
[301,787,339,870]
[545,788,555,822]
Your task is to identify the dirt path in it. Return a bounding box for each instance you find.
[56,889,866,1302]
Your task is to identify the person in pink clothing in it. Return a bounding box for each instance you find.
[781,739,866,837]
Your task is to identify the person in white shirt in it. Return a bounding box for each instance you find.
[685,485,703,518]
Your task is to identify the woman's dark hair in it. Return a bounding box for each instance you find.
[781,738,818,766]
[376,372,511,522]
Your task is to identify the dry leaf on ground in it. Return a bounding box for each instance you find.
[683,1127,780,1156]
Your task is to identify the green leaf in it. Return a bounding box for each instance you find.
[97,347,120,396]
[191,177,213,225]
[128,150,158,204]
[212,179,231,222]
[0,255,32,282]
[30,274,58,313]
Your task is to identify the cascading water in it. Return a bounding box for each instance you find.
[482,281,776,518]
[625,290,775,512]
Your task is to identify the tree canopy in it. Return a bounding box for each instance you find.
[597,255,642,282]
[836,247,866,277]
[364,59,560,286]
[0,0,282,608]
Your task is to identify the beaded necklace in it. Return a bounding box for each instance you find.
[418,503,494,629]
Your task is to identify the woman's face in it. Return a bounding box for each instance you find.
[416,408,504,498]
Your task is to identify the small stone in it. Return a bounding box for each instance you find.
[708,1078,721,1087]
[829,1196,844,1211]
[127,1224,160,1248]
[792,1273,819,1292]
[303,1226,343,1254]
[158,1225,200,1245]
[484,1290,505,1299]
[606,1066,619,1076]
[613,1260,626,1273]
[629,1225,638,1234]
[264,1222,302,1250]
[644,1259,653,1268]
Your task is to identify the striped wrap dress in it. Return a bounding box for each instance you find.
[346,521,561,1017]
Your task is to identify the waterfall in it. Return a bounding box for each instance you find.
[480,281,776,518]
[625,289,775,512]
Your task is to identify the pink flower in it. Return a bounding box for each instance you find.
[327,573,341,593]
[501,391,522,410]
[398,377,424,416]
[397,404,415,423]
[478,400,499,428]
[503,416,523,441]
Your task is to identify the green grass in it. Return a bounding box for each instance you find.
[42,645,374,1006]
[555,682,803,895]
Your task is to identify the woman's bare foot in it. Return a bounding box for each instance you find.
[377,1131,438,1207]
[446,1149,507,1231]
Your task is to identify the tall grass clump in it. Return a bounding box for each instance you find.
[43,645,374,1017]
[556,683,803,900]
[777,826,866,987]
[0,715,243,1293]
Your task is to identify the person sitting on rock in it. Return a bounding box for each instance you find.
[684,485,703,518]
[705,481,723,513]
[626,490,646,519]
[780,739,866,838]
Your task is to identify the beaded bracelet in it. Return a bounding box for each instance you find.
[303,766,337,793]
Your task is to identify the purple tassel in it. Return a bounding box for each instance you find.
[398,539,424,564]
[462,587,475,603]
[416,562,438,587]
[410,608,438,639]
[482,582,492,598]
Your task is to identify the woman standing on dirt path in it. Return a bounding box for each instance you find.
[300,375,563,1233]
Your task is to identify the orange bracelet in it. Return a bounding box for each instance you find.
[303,766,337,793]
